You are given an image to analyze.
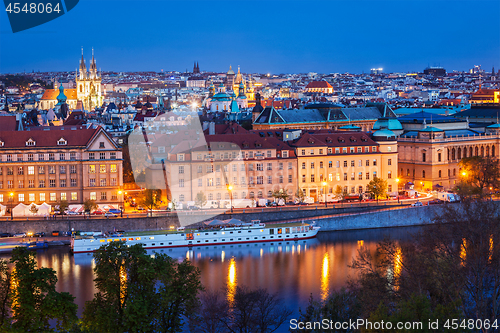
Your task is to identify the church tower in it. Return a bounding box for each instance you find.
[76,48,103,111]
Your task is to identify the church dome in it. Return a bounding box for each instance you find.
[227,65,235,75]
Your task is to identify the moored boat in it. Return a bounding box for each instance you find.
[71,220,320,254]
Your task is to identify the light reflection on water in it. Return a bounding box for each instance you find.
[0,226,423,317]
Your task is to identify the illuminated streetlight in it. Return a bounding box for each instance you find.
[227,185,233,213]
[118,190,123,217]
[322,181,327,208]
[462,171,467,177]
[9,192,14,220]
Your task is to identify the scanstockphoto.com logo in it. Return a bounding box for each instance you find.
[3,0,79,33]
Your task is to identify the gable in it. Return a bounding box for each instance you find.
[87,130,118,151]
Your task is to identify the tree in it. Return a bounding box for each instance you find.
[138,189,162,216]
[271,188,289,204]
[457,156,500,198]
[191,286,292,333]
[334,185,345,201]
[195,191,207,208]
[83,199,98,216]
[82,241,202,333]
[57,199,69,215]
[8,247,78,332]
[295,188,306,204]
[366,177,387,203]
[29,204,38,216]
[0,260,10,331]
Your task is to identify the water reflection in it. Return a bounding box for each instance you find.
[0,226,425,317]
[227,258,237,306]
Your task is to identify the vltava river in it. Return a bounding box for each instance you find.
[1,226,424,319]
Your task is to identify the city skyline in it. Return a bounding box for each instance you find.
[1,0,499,74]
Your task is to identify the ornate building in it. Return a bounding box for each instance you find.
[76,49,103,111]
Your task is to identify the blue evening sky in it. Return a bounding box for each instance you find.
[0,0,499,74]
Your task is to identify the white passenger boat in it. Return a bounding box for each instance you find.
[71,220,320,254]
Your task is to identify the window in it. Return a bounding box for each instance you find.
[89,179,96,187]
[40,193,45,201]
[49,179,56,188]
[216,178,221,186]
[90,192,97,200]
[366,160,369,166]
[179,179,184,187]
[60,153,65,161]
[70,165,76,174]
[6,154,11,162]
[100,152,106,160]
[49,153,54,161]
[302,175,306,183]
[60,193,67,201]
[388,159,392,166]
[28,154,33,161]
[89,165,96,173]
[372,146,376,152]
[18,180,24,188]
[7,167,13,175]
[351,173,355,180]
[27,179,34,188]
[50,193,57,201]
[366,172,370,180]
[320,161,323,169]
[257,176,263,184]
[18,194,25,202]
[241,177,246,185]
[207,178,213,186]
[249,176,254,185]
[278,162,283,170]
[311,162,315,169]
[60,179,66,187]
[357,147,362,153]
[70,152,76,160]
[248,164,254,171]
[358,172,363,180]
[267,150,272,158]
[198,179,202,187]
[38,154,44,161]
[282,151,289,158]
[89,153,95,160]
[60,166,66,174]
[179,166,184,174]
[365,147,369,153]
[207,165,213,173]
[439,170,442,178]
[112,192,117,200]
[335,148,340,154]
[18,167,23,175]
[100,179,107,187]
[101,192,107,200]
[319,149,323,155]
[232,164,237,172]
[71,192,77,201]
[267,163,272,171]
[344,173,347,181]
[241,164,246,171]
[178,154,185,161]
[438,153,442,162]
[268,176,272,184]
[336,161,340,168]
[351,160,355,167]
[257,163,263,171]
[388,171,392,179]
[373,171,377,178]
[39,180,45,188]
[28,166,34,175]
[7,180,13,189]
[49,166,55,174]
[71,179,77,187]
[288,162,292,170]
[388,185,392,192]
[358,160,362,167]
[100,165,106,173]
[373,159,377,166]
[422,170,426,178]
[350,148,354,153]
[301,149,305,156]
[279,175,283,183]
[343,161,347,167]
[422,153,426,162]
[38,166,44,174]
[17,154,23,161]
[302,162,306,169]
[329,161,333,168]
[311,174,315,182]
[288,175,293,183]
[110,165,117,173]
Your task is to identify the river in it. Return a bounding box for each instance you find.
[0,225,425,330]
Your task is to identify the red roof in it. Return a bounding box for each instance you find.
[0,126,105,148]
[0,116,18,131]
[305,81,333,89]
[41,88,77,100]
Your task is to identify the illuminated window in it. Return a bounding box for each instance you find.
[100,165,106,173]
[50,193,56,201]
[18,194,25,202]
[29,193,35,202]
[28,166,34,175]
[40,193,45,201]
[61,193,67,201]
[90,192,97,200]
[71,192,77,201]
[89,165,96,173]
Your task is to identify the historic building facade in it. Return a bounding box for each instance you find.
[76,49,103,111]
[0,126,123,212]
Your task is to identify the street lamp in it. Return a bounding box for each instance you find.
[118,190,123,217]
[322,181,327,208]
[9,192,14,220]
[227,185,233,213]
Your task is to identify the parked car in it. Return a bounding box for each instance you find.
[0,233,13,238]
[104,212,117,217]
[411,201,423,207]
[14,232,26,238]
[428,199,444,205]
[34,232,45,237]
[92,211,105,215]
[66,211,78,215]
[108,209,121,214]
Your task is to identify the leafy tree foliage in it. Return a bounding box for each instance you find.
[457,156,500,198]
[7,247,78,332]
[83,199,98,215]
[195,191,207,208]
[271,188,289,203]
[57,199,69,214]
[334,185,345,201]
[366,177,387,202]
[82,241,202,333]
[0,260,11,330]
[138,189,162,216]
[295,188,306,203]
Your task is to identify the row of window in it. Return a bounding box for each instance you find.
[0,178,117,189]
[192,150,290,161]
[188,175,294,188]
[301,159,389,169]
[178,188,295,202]
[0,164,118,176]
[189,162,294,174]
[403,168,459,179]
[305,184,393,195]
[0,191,118,203]
[1,152,116,162]
[88,165,118,174]
[301,171,389,183]
[300,146,381,156]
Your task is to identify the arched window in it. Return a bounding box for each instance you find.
[447,148,450,160]
[486,146,490,156]
[493,145,496,157]
[422,170,425,178]
[448,169,450,177]
[463,148,467,158]
[79,85,83,93]
[481,146,484,156]
[475,147,479,156]
[457,148,461,159]
[453,169,456,176]
[451,148,456,160]
[439,170,442,178]
[249,191,254,198]
[407,169,410,176]
[257,191,263,198]
[470,147,473,157]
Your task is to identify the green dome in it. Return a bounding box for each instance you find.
[373,117,403,130]
[372,128,396,139]
[56,84,67,105]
